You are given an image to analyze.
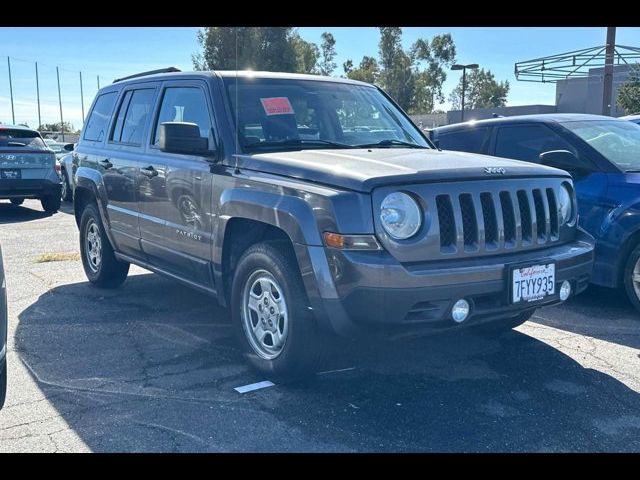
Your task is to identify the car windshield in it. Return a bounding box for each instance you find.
[0,128,47,150]
[562,120,640,171]
[224,77,431,152]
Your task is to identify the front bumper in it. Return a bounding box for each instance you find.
[0,178,61,199]
[297,229,594,337]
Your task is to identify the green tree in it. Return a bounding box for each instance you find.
[291,32,320,74]
[193,27,297,72]
[448,68,510,110]
[343,28,456,113]
[343,56,380,84]
[617,64,640,115]
[193,28,337,76]
[38,122,74,133]
[319,32,337,76]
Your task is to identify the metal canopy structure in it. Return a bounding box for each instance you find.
[515,44,640,83]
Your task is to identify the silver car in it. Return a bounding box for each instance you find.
[0,125,62,212]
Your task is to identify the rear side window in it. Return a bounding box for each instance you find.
[83,92,117,142]
[495,125,576,162]
[438,128,489,154]
[152,87,212,146]
[110,88,155,145]
[0,129,47,149]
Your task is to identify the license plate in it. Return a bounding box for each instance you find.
[511,263,555,303]
[0,169,21,179]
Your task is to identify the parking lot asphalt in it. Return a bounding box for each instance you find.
[0,199,639,452]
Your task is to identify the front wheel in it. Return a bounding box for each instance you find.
[623,243,640,316]
[61,170,72,202]
[231,242,329,380]
[79,203,129,288]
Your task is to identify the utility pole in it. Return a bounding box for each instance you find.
[35,62,42,130]
[56,67,65,142]
[602,27,616,116]
[452,63,479,122]
[79,71,85,122]
[7,57,15,125]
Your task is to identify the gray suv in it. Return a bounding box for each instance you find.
[73,68,594,379]
[0,125,62,212]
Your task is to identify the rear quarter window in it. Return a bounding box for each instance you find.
[83,92,118,142]
[438,128,489,154]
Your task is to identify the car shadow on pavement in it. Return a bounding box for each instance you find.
[0,201,73,224]
[531,285,640,350]
[13,273,640,452]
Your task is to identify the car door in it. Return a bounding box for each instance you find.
[99,84,158,258]
[138,80,217,289]
[490,123,608,235]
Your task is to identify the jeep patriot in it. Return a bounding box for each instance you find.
[72,68,594,378]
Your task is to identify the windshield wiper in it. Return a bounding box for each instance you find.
[244,139,355,149]
[352,139,427,149]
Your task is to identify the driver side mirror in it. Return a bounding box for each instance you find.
[63,143,75,152]
[539,150,590,176]
[159,122,212,157]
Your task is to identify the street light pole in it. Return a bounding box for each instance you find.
[452,63,479,123]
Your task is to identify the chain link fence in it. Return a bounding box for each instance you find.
[0,56,111,141]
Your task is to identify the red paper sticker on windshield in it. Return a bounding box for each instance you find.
[260,97,294,116]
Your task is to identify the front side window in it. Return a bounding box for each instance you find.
[110,88,155,145]
[153,87,212,146]
[561,120,640,171]
[224,77,430,152]
[438,127,489,154]
[494,124,577,163]
[83,92,117,142]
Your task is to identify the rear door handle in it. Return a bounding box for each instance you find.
[100,158,113,169]
[141,165,159,177]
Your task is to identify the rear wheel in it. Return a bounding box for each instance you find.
[231,242,329,380]
[40,194,61,213]
[623,243,640,316]
[79,202,129,288]
[9,198,23,206]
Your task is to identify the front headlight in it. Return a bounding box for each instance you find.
[380,192,422,239]
[558,184,574,225]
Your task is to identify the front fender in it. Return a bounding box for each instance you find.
[593,201,640,287]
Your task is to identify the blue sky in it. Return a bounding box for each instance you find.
[1,27,639,129]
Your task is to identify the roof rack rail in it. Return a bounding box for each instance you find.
[112,67,182,84]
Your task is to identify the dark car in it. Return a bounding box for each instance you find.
[434,113,640,313]
[72,69,593,379]
[1,242,7,409]
[0,125,62,212]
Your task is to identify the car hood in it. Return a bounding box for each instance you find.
[232,148,570,192]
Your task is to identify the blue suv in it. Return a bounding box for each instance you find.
[434,114,640,313]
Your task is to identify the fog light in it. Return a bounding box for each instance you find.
[559,280,571,301]
[451,299,470,323]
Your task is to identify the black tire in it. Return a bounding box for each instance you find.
[40,193,61,213]
[79,202,129,288]
[473,309,535,333]
[9,198,24,206]
[623,243,640,315]
[61,170,72,202]
[231,242,329,381]
[0,357,6,410]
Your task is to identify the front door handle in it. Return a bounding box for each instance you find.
[141,165,159,177]
[100,158,113,169]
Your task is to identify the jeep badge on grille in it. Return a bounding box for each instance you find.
[485,167,506,174]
